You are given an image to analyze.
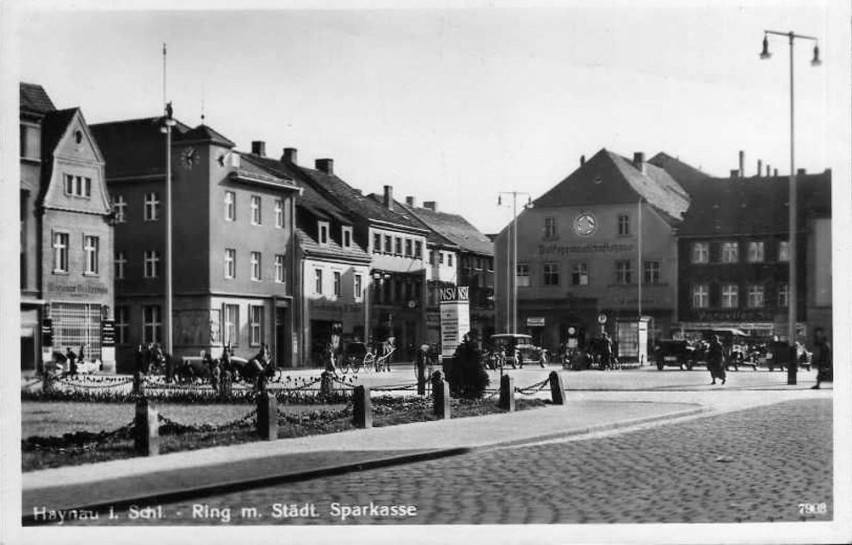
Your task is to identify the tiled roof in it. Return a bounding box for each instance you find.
[648,152,713,192]
[677,171,831,237]
[20,83,55,116]
[91,117,192,179]
[368,196,457,247]
[40,108,78,163]
[235,153,300,191]
[534,148,691,225]
[296,228,371,262]
[397,202,493,256]
[180,124,235,148]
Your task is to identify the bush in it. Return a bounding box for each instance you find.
[445,341,490,399]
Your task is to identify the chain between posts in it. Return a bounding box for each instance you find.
[156,407,258,434]
[22,421,136,453]
[514,377,551,396]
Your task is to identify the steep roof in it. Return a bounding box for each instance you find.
[648,152,713,192]
[396,202,493,256]
[296,228,371,263]
[20,82,55,116]
[39,108,79,163]
[368,196,458,247]
[677,171,832,237]
[91,117,191,179]
[180,124,235,148]
[234,153,300,191]
[534,148,691,225]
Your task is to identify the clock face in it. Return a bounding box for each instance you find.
[181,147,198,169]
[574,213,597,236]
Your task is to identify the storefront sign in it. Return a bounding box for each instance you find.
[440,286,470,358]
[101,320,116,347]
[538,242,634,256]
[47,281,109,297]
[526,317,545,327]
[692,309,774,322]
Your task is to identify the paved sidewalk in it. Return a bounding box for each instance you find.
[22,398,705,520]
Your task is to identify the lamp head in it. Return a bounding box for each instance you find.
[760,35,772,60]
[811,43,822,66]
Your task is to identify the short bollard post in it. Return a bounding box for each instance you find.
[320,371,333,397]
[42,368,53,393]
[221,370,233,397]
[499,374,515,412]
[549,371,567,405]
[132,372,145,396]
[431,371,451,419]
[417,364,426,396]
[257,391,278,440]
[134,398,159,456]
[353,385,372,428]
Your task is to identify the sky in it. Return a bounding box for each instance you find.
[6,0,850,235]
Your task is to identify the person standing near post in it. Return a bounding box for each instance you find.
[65,347,77,377]
[811,327,832,389]
[707,335,726,385]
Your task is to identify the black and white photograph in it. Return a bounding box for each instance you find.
[2,0,850,544]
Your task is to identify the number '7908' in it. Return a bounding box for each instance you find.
[798,502,827,515]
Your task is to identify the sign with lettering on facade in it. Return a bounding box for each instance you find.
[538,243,635,256]
[47,281,109,297]
[526,317,545,327]
[101,320,116,347]
[440,286,471,358]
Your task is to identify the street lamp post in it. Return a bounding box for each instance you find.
[498,192,532,334]
[759,30,821,385]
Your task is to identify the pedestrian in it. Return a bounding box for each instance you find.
[65,347,78,377]
[600,332,614,370]
[707,335,726,385]
[811,327,832,389]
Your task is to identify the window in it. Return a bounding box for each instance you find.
[115,306,129,345]
[373,233,381,253]
[64,175,91,198]
[223,304,239,346]
[615,260,632,285]
[544,217,557,239]
[778,241,790,262]
[643,260,661,284]
[65,174,74,195]
[439,252,444,265]
[571,263,589,286]
[115,250,127,280]
[692,284,709,309]
[516,264,530,287]
[747,284,765,308]
[113,195,127,223]
[144,250,160,278]
[83,236,99,274]
[748,241,765,263]
[778,283,790,307]
[543,263,559,286]
[333,271,342,296]
[85,178,91,197]
[142,305,162,344]
[721,242,739,263]
[405,239,413,257]
[343,227,352,249]
[225,248,236,279]
[319,222,329,245]
[354,274,363,300]
[251,196,262,225]
[721,283,739,308]
[430,251,436,265]
[414,241,423,259]
[691,242,709,264]
[487,258,494,272]
[20,124,40,160]
[315,269,323,294]
[274,199,283,228]
[617,214,630,236]
[250,252,261,281]
[53,232,69,273]
[395,237,402,256]
[249,305,264,346]
[144,192,160,221]
[384,235,392,254]
[274,254,285,283]
[448,254,453,267]
[225,191,236,221]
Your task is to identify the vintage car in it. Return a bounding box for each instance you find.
[489,333,549,368]
[653,339,696,371]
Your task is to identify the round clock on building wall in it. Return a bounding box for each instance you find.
[574,212,597,236]
[181,147,198,169]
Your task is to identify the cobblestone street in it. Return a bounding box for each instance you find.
[64,398,832,525]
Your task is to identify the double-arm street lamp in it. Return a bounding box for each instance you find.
[497,192,532,334]
[759,30,821,385]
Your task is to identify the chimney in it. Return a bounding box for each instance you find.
[757,159,763,177]
[423,201,438,212]
[580,155,586,166]
[632,152,646,174]
[405,196,416,207]
[316,158,334,175]
[730,169,740,178]
[251,141,266,157]
[774,168,779,176]
[738,150,745,178]
[797,168,806,175]
[282,147,297,164]
[383,185,394,211]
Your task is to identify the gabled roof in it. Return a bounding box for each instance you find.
[180,124,235,148]
[534,148,691,225]
[677,171,831,237]
[368,196,458,248]
[40,108,79,163]
[396,201,493,256]
[296,228,371,263]
[20,82,55,116]
[234,153,300,191]
[91,117,192,179]
[648,152,713,193]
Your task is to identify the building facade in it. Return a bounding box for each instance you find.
[91,119,300,371]
[20,83,115,372]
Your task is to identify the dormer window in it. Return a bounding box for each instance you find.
[342,226,353,249]
[319,221,330,246]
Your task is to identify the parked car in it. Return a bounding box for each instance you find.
[489,333,549,368]
[653,339,696,371]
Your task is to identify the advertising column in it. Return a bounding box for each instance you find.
[440,286,470,358]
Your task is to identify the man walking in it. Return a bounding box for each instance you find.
[811,327,832,389]
[707,335,726,385]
